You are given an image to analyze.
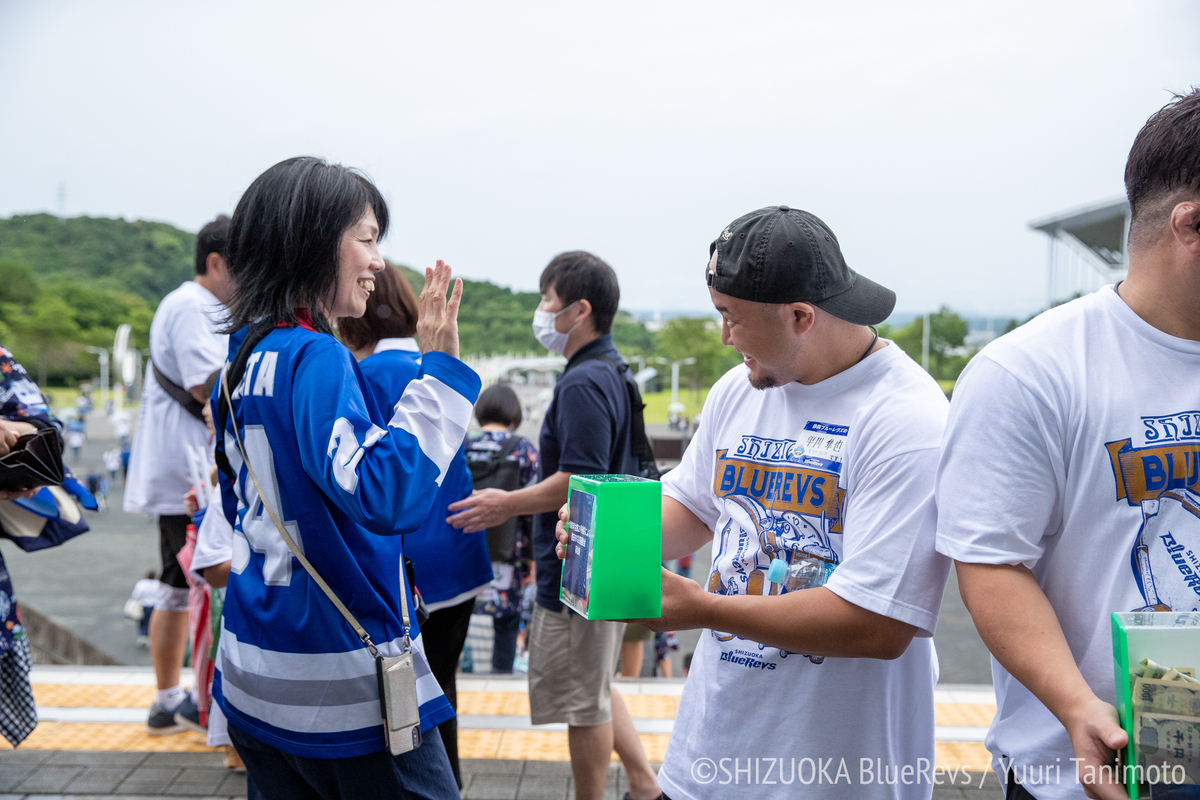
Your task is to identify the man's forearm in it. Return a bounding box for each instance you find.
[505,471,572,517]
[662,497,714,560]
[689,586,916,660]
[955,562,1095,722]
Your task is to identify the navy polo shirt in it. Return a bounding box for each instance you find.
[534,334,638,612]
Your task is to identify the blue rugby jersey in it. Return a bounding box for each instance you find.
[359,341,493,611]
[211,325,481,759]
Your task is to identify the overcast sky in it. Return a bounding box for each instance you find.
[1,1,1197,317]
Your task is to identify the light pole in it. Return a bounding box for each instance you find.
[85,347,109,410]
[668,358,697,417]
[112,324,132,412]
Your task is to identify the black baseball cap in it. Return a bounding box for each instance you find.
[707,206,896,326]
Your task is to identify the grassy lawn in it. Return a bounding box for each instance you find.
[41,386,140,419]
[42,386,84,409]
[642,388,710,425]
[644,375,953,425]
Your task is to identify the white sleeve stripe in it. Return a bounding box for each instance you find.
[386,374,474,485]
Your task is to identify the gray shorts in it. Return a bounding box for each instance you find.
[527,603,625,727]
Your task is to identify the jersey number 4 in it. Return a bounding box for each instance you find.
[229,425,303,586]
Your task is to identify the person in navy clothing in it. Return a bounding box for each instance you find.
[338,262,492,790]
[212,157,479,800]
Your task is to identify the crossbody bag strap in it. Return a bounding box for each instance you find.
[152,358,206,422]
[220,365,412,656]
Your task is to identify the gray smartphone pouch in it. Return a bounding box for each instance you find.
[377,651,422,755]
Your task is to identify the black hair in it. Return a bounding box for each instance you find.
[223,157,389,334]
[474,383,523,429]
[337,263,419,350]
[538,251,620,335]
[194,215,231,275]
[1125,88,1200,251]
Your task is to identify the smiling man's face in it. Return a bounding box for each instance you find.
[707,252,793,390]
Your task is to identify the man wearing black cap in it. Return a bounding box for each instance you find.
[557,206,952,799]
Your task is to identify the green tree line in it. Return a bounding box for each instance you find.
[0,214,745,387]
[0,213,1020,391]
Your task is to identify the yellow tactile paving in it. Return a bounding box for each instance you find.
[133,730,221,752]
[636,733,671,763]
[455,691,680,719]
[4,723,992,770]
[467,730,671,762]
[622,695,680,719]
[0,722,215,753]
[4,722,138,751]
[33,684,155,708]
[494,730,568,761]
[29,686,988,728]
[457,691,531,716]
[9,684,996,772]
[458,729,504,759]
[934,702,996,727]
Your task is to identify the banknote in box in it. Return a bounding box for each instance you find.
[560,474,662,620]
[1112,612,1200,798]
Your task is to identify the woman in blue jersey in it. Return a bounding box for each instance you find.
[213,157,480,800]
[337,263,492,790]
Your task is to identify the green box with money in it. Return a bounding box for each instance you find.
[560,474,662,621]
[1111,612,1200,798]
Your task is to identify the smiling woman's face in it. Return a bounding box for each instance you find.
[327,207,385,319]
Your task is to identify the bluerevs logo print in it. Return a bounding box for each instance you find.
[1107,413,1200,611]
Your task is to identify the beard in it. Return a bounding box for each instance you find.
[748,370,778,390]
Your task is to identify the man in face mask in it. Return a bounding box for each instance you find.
[447,251,662,800]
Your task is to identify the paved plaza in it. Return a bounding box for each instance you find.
[2,669,1003,798]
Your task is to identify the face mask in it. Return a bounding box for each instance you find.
[532,301,581,353]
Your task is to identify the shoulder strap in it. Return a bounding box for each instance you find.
[151,359,205,422]
[563,350,626,375]
[560,352,660,480]
[498,433,522,459]
[219,363,411,657]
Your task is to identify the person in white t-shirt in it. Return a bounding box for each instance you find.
[935,89,1200,800]
[557,206,951,800]
[124,214,233,736]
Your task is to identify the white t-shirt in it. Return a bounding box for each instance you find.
[112,412,131,440]
[190,483,233,584]
[935,286,1200,800]
[124,281,227,516]
[659,343,951,800]
[130,578,161,607]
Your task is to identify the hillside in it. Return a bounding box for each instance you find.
[394,265,542,355]
[0,214,196,304]
[0,215,580,382]
[0,214,742,393]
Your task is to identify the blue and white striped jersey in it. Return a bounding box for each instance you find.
[212,325,481,759]
[359,342,493,612]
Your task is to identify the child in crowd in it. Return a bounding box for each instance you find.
[463,383,539,675]
[127,571,160,647]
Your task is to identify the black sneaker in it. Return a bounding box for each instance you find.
[147,702,185,736]
[174,694,206,734]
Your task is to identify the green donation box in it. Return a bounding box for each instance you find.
[560,474,662,621]
[1111,611,1200,798]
